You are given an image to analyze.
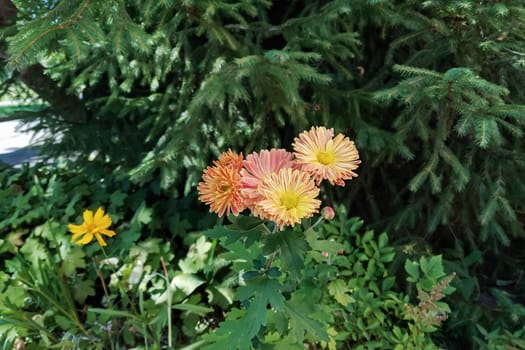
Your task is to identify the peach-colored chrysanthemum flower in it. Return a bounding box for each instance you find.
[293,126,361,186]
[257,168,321,230]
[68,207,116,247]
[198,151,246,217]
[240,149,296,215]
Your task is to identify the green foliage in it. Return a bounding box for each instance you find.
[0,163,218,348]
[0,164,455,349]
[475,325,525,350]
[199,206,453,349]
[0,230,232,349]
[374,64,525,246]
[1,0,525,349]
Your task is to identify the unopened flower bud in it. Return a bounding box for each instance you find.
[322,251,329,258]
[321,206,335,220]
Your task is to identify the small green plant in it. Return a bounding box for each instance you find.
[189,127,454,349]
[192,206,455,349]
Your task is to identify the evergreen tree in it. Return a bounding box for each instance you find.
[1,1,524,348]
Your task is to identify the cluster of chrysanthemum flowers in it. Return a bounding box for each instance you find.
[198,126,361,230]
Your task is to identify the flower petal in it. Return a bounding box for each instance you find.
[94,207,105,222]
[76,233,94,245]
[83,209,94,225]
[71,232,84,243]
[100,229,116,237]
[95,214,112,229]
[94,233,107,247]
[68,223,87,235]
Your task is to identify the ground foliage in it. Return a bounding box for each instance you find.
[1,0,525,349]
[0,164,455,349]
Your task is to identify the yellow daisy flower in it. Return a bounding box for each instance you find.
[293,126,361,186]
[68,207,116,247]
[258,168,321,230]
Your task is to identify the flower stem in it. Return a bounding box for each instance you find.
[261,223,273,235]
[161,256,173,349]
[100,247,138,313]
[93,256,110,302]
[305,217,323,234]
[266,250,279,269]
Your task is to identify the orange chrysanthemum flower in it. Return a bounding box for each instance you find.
[215,148,244,171]
[198,151,246,217]
[68,207,117,247]
[293,126,361,186]
[257,168,321,230]
[240,149,296,215]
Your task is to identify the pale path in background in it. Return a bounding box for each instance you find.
[0,120,40,166]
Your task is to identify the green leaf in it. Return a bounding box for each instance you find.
[378,233,388,249]
[53,314,72,330]
[19,238,47,266]
[88,307,138,319]
[110,190,127,208]
[73,279,95,304]
[404,259,420,281]
[133,201,152,225]
[305,228,343,256]
[382,276,396,291]
[480,197,498,226]
[236,277,285,311]
[227,215,265,231]
[419,256,429,274]
[173,303,213,316]
[242,271,260,280]
[2,231,24,254]
[204,278,284,350]
[362,230,374,243]
[491,3,509,16]
[425,255,444,279]
[328,279,355,306]
[178,236,212,274]
[204,225,240,244]
[60,248,86,276]
[263,229,308,280]
[171,274,204,296]
[284,300,329,344]
[3,284,26,308]
[34,220,66,241]
[266,267,282,278]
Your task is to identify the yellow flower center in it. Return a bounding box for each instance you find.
[219,184,231,192]
[280,191,299,209]
[86,222,98,234]
[316,151,335,165]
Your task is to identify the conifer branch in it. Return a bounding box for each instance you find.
[7,0,91,69]
[0,0,88,123]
